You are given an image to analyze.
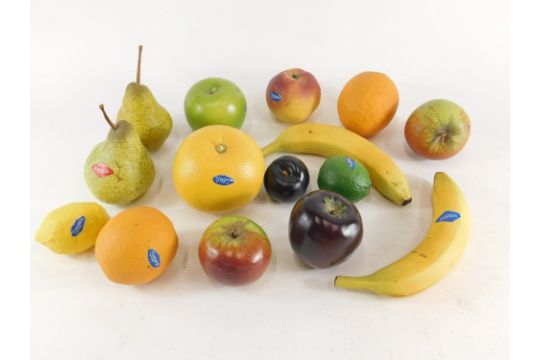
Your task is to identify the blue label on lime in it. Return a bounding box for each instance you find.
[213,175,234,186]
[345,157,356,169]
[71,216,85,237]
[270,92,282,102]
[147,248,161,268]
[435,211,461,223]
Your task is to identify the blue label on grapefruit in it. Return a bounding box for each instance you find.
[213,175,234,186]
[270,92,282,102]
[435,211,461,223]
[345,157,356,169]
[71,216,85,237]
[147,248,161,268]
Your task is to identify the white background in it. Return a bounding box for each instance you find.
[31,1,508,359]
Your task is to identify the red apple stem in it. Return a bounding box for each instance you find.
[99,104,117,130]
[136,45,143,84]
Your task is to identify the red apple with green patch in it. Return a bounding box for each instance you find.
[198,216,272,286]
[404,99,471,160]
[265,68,321,124]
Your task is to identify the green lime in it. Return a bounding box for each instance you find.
[317,156,371,202]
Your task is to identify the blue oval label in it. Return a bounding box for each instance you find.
[71,216,86,237]
[345,157,356,169]
[270,92,282,102]
[147,248,161,268]
[436,210,461,223]
[213,175,234,186]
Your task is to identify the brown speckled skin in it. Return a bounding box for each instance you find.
[84,121,156,205]
[266,68,321,123]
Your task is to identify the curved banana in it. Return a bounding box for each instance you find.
[334,172,470,297]
[261,123,411,206]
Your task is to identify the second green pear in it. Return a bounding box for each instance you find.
[117,45,173,151]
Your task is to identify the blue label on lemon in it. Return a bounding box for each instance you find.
[147,248,161,268]
[213,175,234,186]
[436,211,461,223]
[71,216,86,237]
[345,157,356,169]
[270,92,282,102]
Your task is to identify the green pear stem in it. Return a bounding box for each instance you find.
[136,45,143,84]
[99,104,117,130]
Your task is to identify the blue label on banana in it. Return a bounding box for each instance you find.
[71,216,85,237]
[270,92,282,102]
[436,211,461,223]
[147,248,161,268]
[213,175,234,186]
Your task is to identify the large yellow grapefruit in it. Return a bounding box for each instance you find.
[173,125,265,212]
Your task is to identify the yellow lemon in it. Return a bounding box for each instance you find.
[35,202,109,254]
[173,125,265,212]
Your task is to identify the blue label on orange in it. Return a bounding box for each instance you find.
[270,92,282,102]
[435,211,461,223]
[147,248,161,268]
[213,175,234,186]
[345,157,356,169]
[71,216,85,237]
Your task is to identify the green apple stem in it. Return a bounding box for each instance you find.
[99,104,117,130]
[136,45,143,84]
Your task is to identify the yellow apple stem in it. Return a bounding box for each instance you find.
[99,104,117,130]
[136,45,143,84]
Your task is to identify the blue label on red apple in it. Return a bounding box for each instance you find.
[147,248,161,268]
[270,92,282,102]
[213,175,234,186]
[70,216,85,237]
[435,211,461,223]
[345,157,356,169]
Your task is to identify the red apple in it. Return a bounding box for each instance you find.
[405,99,471,160]
[198,216,272,286]
[265,68,321,124]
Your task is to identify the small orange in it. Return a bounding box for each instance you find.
[173,125,265,213]
[337,71,399,137]
[95,207,178,285]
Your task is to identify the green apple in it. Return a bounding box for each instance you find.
[184,77,247,130]
[404,99,471,160]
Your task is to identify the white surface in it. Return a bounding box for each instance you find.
[31,0,508,359]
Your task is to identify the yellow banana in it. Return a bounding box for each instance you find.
[334,172,470,297]
[261,123,411,206]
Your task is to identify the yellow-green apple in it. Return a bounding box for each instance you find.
[404,99,471,160]
[265,68,321,124]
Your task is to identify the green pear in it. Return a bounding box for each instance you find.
[117,45,173,151]
[84,104,156,205]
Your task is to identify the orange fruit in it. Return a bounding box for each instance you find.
[95,207,178,285]
[337,71,399,137]
[173,125,265,213]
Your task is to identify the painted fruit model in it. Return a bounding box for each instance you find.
[199,216,272,286]
[184,77,247,130]
[84,104,155,205]
[289,190,363,268]
[173,125,265,212]
[404,99,471,159]
[95,207,179,285]
[117,45,173,151]
[265,68,321,124]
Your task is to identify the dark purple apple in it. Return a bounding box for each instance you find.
[289,190,363,268]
